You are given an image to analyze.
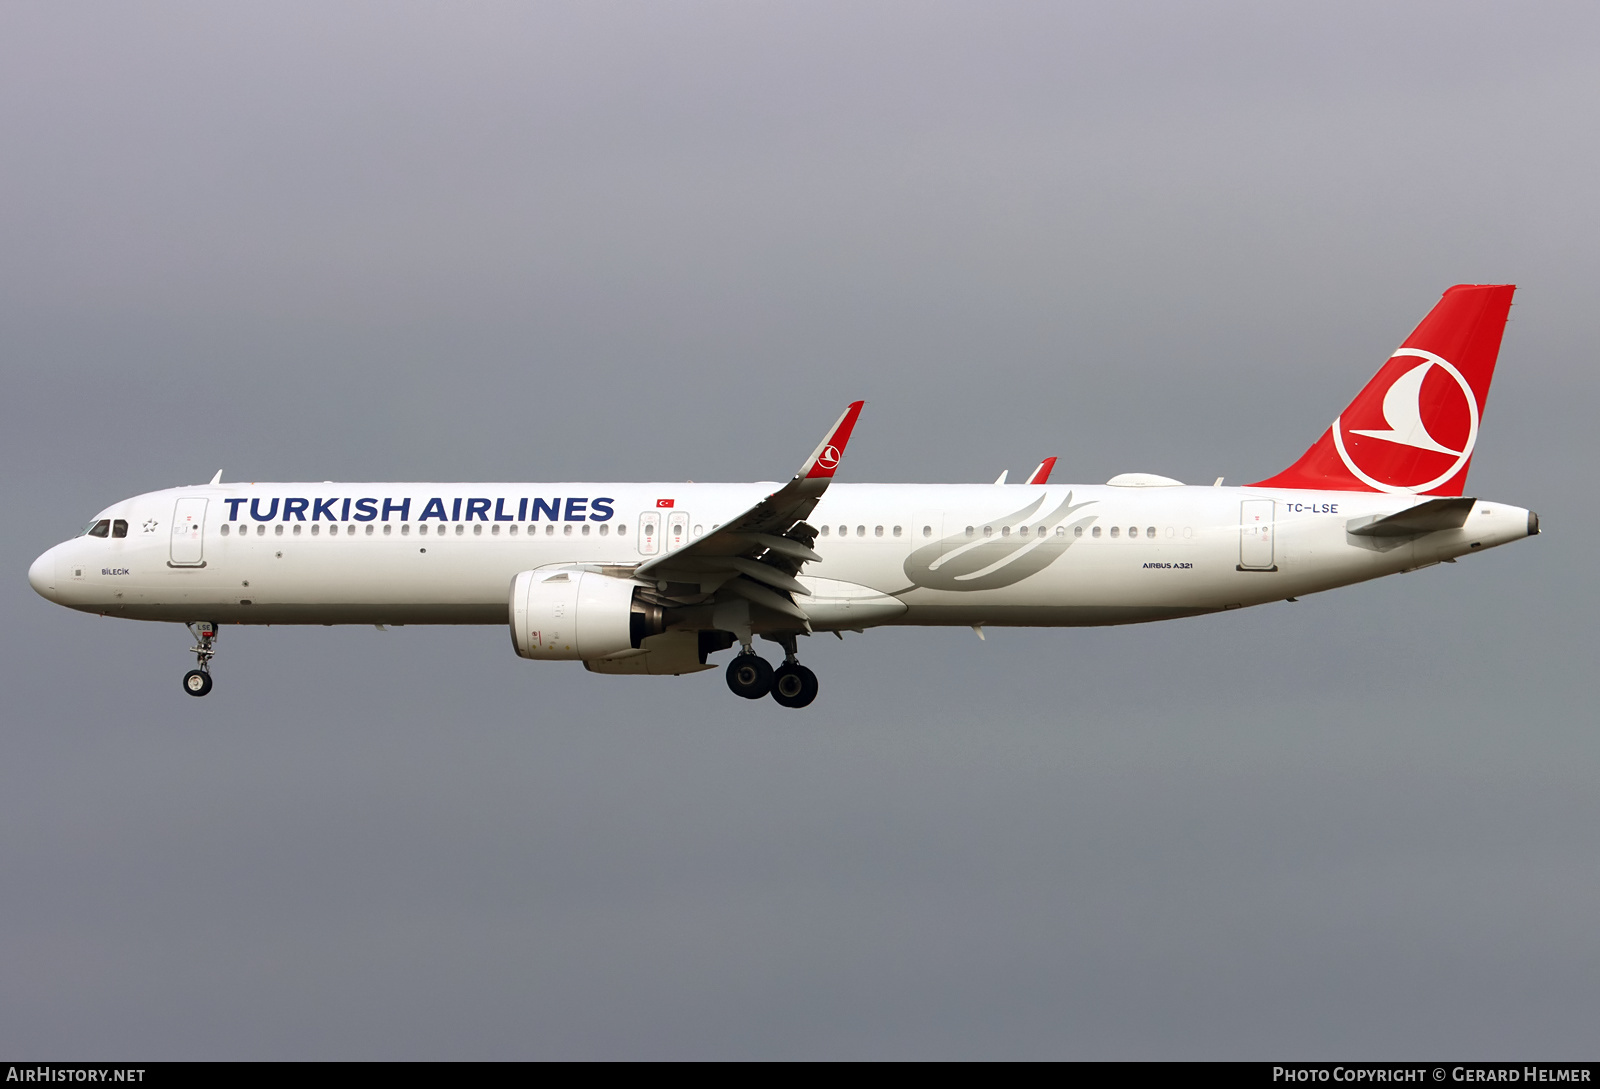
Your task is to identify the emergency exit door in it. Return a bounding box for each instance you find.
[638,511,661,555]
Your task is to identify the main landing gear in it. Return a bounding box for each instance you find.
[182,622,217,697]
[723,633,819,708]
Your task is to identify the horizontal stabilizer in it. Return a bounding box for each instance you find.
[1347,497,1476,538]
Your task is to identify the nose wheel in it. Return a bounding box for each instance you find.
[182,622,217,697]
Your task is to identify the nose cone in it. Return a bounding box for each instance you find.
[28,547,59,602]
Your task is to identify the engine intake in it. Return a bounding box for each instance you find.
[508,568,663,660]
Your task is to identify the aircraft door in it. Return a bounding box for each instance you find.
[666,511,690,551]
[170,498,208,567]
[638,511,661,556]
[1239,500,1276,571]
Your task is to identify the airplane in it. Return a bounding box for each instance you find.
[28,284,1539,708]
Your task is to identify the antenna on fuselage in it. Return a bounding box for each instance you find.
[208,470,223,485]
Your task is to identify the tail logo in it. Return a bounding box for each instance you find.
[1331,349,1479,494]
[816,445,841,470]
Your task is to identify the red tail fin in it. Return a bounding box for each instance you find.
[1252,284,1515,495]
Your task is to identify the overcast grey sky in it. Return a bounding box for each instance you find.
[2,1,1597,1058]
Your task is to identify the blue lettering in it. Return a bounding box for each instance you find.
[420,498,449,522]
[224,498,247,521]
[589,497,614,522]
[250,497,280,521]
[312,497,339,521]
[564,497,588,521]
[465,497,492,522]
[340,498,351,521]
[382,498,410,522]
[354,498,379,522]
[517,497,527,521]
[283,497,310,521]
[530,498,560,522]
[451,497,463,521]
[494,498,516,522]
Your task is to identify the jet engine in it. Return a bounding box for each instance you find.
[509,567,664,660]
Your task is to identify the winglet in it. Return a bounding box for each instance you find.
[208,469,223,485]
[797,401,865,480]
[1025,457,1057,485]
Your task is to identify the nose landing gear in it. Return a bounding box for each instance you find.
[182,622,217,697]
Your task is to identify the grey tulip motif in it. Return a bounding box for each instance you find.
[902,492,1098,592]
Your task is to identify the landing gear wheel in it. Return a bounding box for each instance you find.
[182,669,213,697]
[770,663,819,708]
[725,654,774,699]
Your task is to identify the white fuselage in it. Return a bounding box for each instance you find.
[29,481,1535,630]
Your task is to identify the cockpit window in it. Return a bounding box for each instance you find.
[111,519,128,538]
[85,519,110,538]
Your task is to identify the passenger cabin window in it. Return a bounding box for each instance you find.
[820,526,830,536]
[86,519,110,538]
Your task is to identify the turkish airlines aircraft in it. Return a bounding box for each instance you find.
[29,285,1538,708]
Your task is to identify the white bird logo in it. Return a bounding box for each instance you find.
[1347,360,1463,455]
[1332,348,1479,494]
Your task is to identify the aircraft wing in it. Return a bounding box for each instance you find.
[633,401,864,623]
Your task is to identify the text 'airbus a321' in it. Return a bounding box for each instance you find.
[30,285,1538,707]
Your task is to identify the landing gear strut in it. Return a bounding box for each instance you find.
[182,622,216,697]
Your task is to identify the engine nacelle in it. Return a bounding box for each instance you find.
[508,567,661,660]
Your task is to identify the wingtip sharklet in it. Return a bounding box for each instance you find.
[799,400,865,480]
